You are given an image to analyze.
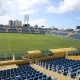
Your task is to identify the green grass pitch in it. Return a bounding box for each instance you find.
[0,33,80,54]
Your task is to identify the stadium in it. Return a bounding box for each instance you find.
[0,6,80,80]
[0,23,80,80]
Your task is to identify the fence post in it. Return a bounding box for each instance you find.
[76,70,80,80]
[48,64,50,71]
[56,65,59,72]
[67,67,72,80]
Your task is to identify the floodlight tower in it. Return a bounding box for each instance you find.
[24,14,29,27]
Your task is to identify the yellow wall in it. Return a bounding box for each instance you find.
[27,50,42,59]
[27,54,41,59]
[0,48,77,66]
[0,60,30,66]
[0,55,64,66]
[66,56,80,60]
[49,48,77,55]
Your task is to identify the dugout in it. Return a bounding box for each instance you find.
[49,48,77,57]
[26,50,42,59]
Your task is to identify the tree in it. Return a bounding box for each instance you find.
[34,24,38,29]
[23,23,30,28]
[41,25,45,28]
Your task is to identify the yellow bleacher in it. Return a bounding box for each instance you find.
[66,56,80,60]
[26,50,42,59]
[49,48,77,57]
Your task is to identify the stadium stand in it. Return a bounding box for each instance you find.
[29,27,36,33]
[0,64,53,80]
[8,28,18,33]
[68,34,80,40]
[49,31,68,37]
[0,25,46,34]
[0,64,18,71]
[0,48,79,80]
[0,28,6,32]
[37,58,80,79]
[38,28,45,34]
[22,29,30,33]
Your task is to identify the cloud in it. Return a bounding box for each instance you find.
[18,0,49,10]
[0,0,49,16]
[0,0,49,24]
[30,18,48,27]
[0,15,12,24]
[47,0,80,13]
[20,8,40,15]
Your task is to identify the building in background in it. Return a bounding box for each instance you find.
[9,20,22,27]
[76,26,80,32]
[66,29,74,32]
[9,20,13,27]
[14,20,22,27]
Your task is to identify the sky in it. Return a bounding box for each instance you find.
[0,0,80,29]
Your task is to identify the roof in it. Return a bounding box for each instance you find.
[27,50,41,55]
[76,26,80,29]
[49,48,77,54]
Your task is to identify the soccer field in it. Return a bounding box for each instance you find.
[0,33,80,53]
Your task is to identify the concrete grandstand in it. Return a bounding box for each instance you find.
[0,48,80,80]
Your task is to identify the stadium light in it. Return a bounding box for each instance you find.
[24,14,29,24]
